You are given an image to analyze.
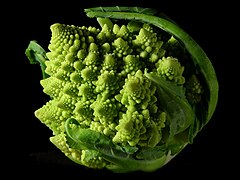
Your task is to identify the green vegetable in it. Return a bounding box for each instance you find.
[25,6,219,173]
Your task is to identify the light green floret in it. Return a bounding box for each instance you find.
[50,133,108,169]
[115,70,158,111]
[112,37,132,58]
[96,23,114,43]
[121,55,142,76]
[35,99,70,135]
[101,54,117,71]
[114,70,165,147]
[155,56,185,85]
[132,23,166,62]
[40,76,64,98]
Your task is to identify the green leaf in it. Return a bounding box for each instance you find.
[25,40,49,79]
[145,72,195,140]
[65,118,172,173]
[84,6,158,15]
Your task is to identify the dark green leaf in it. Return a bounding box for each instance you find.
[65,118,171,172]
[25,40,49,79]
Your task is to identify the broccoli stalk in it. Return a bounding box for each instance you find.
[25,6,218,173]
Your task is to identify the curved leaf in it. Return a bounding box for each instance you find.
[25,40,49,79]
[145,72,195,140]
[65,118,172,172]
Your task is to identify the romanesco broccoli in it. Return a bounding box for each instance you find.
[25,6,218,173]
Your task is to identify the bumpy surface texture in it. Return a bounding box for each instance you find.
[34,21,201,169]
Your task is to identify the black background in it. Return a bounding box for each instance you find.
[6,0,236,178]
